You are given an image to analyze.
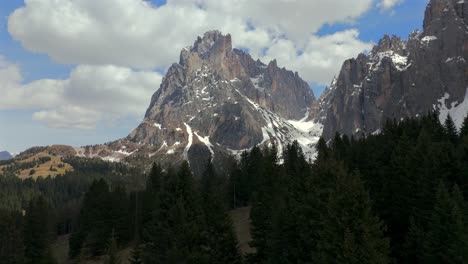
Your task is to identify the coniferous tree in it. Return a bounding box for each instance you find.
[70,179,130,258]
[141,163,162,227]
[228,162,243,209]
[444,114,458,144]
[228,151,251,208]
[200,159,242,264]
[170,161,207,262]
[460,114,468,139]
[105,230,121,264]
[108,186,132,244]
[141,166,172,264]
[23,196,55,264]
[143,162,207,263]
[249,145,279,263]
[87,179,112,253]
[317,171,389,264]
[0,210,25,264]
[424,183,468,263]
[260,141,320,264]
[459,135,468,192]
[402,217,425,263]
[381,132,414,252]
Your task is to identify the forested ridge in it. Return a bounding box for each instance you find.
[1,112,468,263]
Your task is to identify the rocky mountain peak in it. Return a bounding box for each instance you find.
[79,31,320,176]
[178,30,241,81]
[193,30,232,57]
[316,0,468,140]
[371,34,407,55]
[180,30,232,64]
[50,0,467,176]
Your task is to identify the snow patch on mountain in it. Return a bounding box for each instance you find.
[371,51,410,71]
[436,88,468,128]
[194,132,215,157]
[251,75,265,91]
[102,156,120,163]
[421,35,438,44]
[183,123,193,159]
[234,86,322,160]
[116,149,137,156]
[158,141,168,152]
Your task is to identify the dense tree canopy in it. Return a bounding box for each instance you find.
[1,112,468,263]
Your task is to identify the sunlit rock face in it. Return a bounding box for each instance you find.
[83,31,319,176]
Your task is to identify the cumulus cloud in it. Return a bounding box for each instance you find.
[0,57,162,129]
[8,0,375,85]
[262,29,373,84]
[377,0,404,11]
[32,106,102,130]
[3,0,382,131]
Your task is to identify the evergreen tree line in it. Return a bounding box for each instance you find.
[228,112,468,263]
[0,157,144,212]
[68,160,243,263]
[0,157,144,264]
[1,112,467,263]
[1,156,52,174]
[0,197,56,264]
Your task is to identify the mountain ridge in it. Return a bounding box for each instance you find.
[315,0,468,139]
[8,0,468,175]
[65,30,321,176]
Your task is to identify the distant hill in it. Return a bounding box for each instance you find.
[0,151,13,161]
[0,146,75,179]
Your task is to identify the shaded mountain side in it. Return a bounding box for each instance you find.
[313,0,468,140]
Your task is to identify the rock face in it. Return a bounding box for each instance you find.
[64,0,468,173]
[316,0,468,139]
[82,31,320,176]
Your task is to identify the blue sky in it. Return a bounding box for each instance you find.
[0,0,428,153]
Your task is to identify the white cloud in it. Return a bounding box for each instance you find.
[262,29,373,84]
[3,0,381,131]
[377,0,404,11]
[0,57,162,129]
[8,0,375,85]
[32,106,102,130]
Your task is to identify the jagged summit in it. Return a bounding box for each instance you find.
[78,31,319,176]
[182,30,231,61]
[23,0,466,175]
[371,34,407,55]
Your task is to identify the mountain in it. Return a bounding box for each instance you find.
[0,151,13,161]
[76,31,321,176]
[314,0,468,139]
[9,0,467,174]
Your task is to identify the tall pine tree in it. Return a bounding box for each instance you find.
[424,183,468,263]
[460,114,468,139]
[317,171,389,264]
[200,159,242,264]
[23,196,55,264]
[0,210,25,264]
[444,114,458,144]
[105,230,121,264]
